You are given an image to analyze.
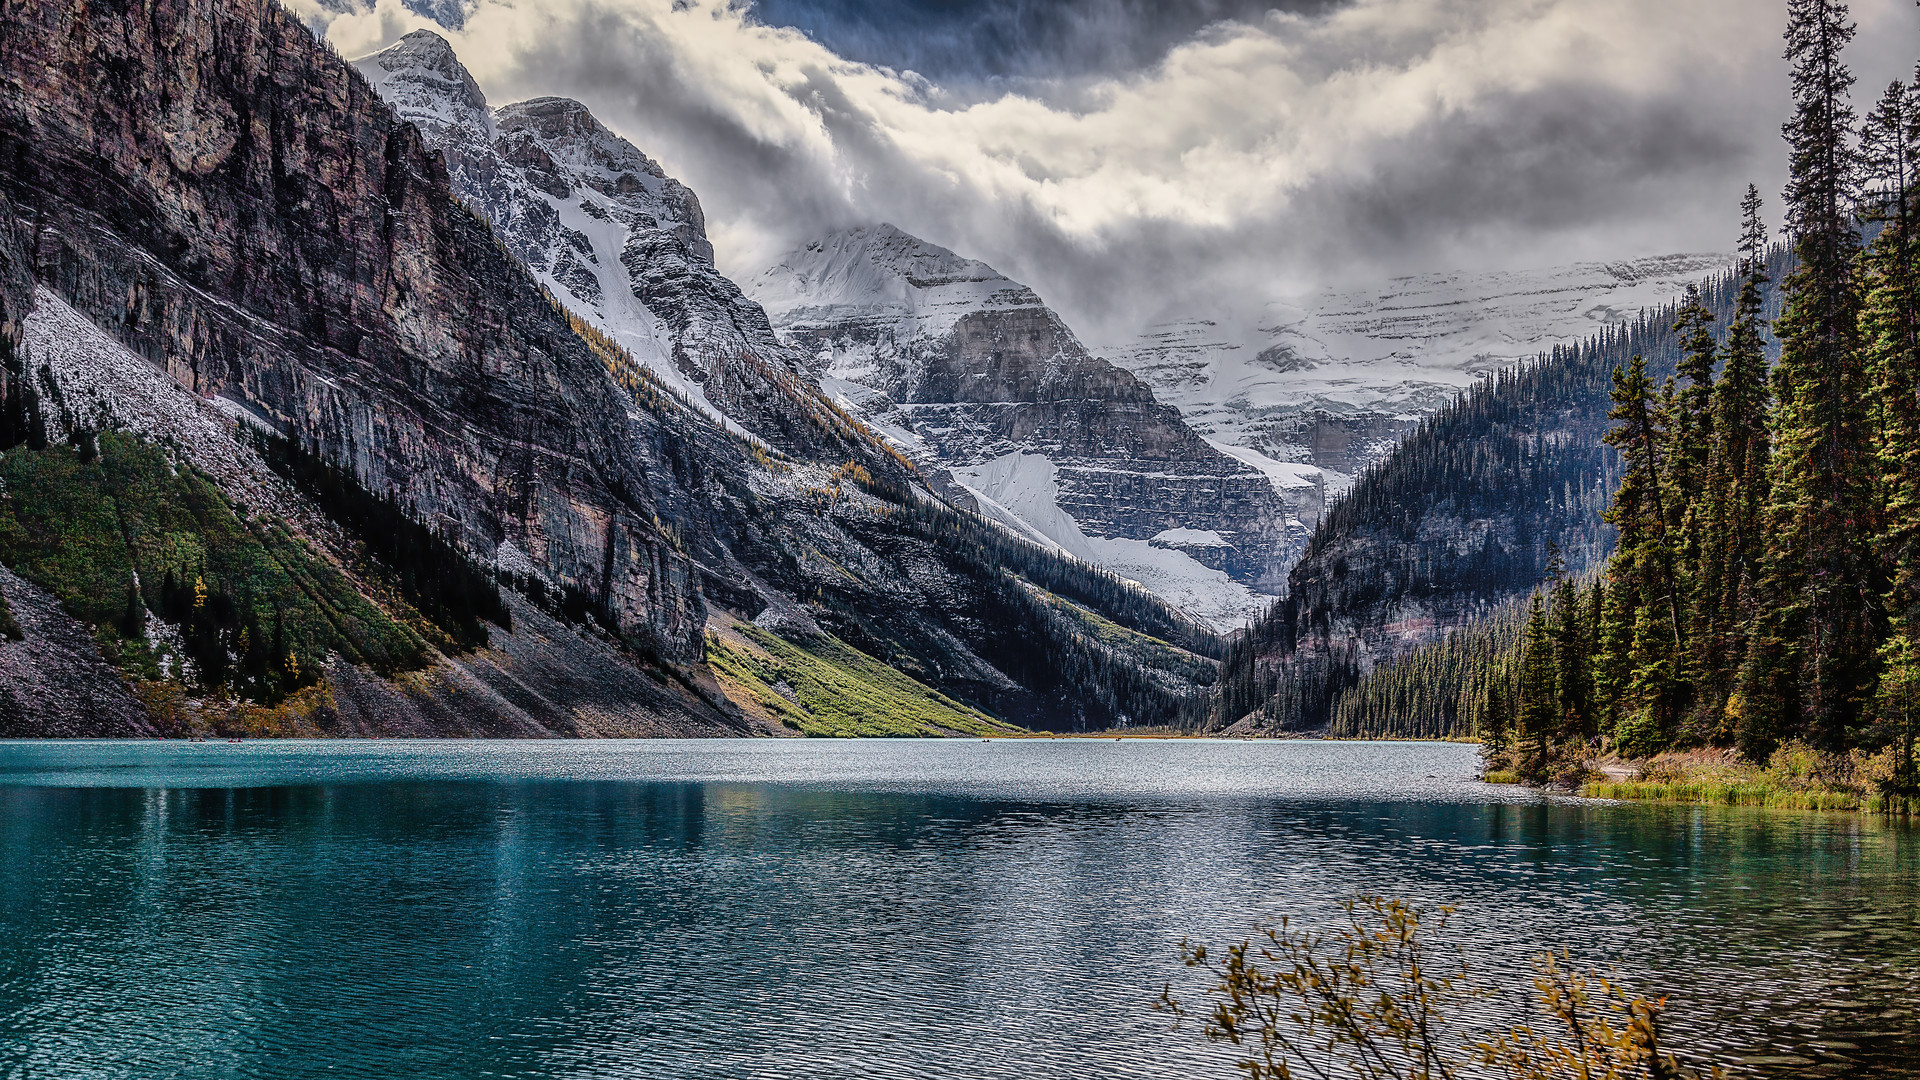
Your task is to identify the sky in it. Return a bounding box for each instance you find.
[296,0,1920,339]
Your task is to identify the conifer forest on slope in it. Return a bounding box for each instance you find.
[1274,0,1920,805]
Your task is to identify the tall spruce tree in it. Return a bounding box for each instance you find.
[1713,188,1777,738]
[1862,69,1920,788]
[1672,287,1720,713]
[1671,287,1719,509]
[1606,356,1683,655]
[1595,563,1636,738]
[1516,592,1559,777]
[1606,354,1694,748]
[1551,576,1596,743]
[1750,0,1878,753]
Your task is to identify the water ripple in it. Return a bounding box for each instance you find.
[0,740,1912,1079]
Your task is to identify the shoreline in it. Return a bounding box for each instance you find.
[1579,777,1917,815]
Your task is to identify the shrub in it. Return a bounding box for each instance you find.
[1163,895,1727,1080]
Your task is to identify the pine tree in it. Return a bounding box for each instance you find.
[0,338,38,452]
[1551,576,1596,743]
[118,579,145,639]
[1671,289,1720,715]
[1516,592,1560,778]
[1862,68,1920,788]
[1297,7,1920,774]
[1606,356,1684,662]
[1751,0,1878,752]
[1671,287,1719,508]
[1595,570,1635,739]
[1710,188,1777,730]
[1480,675,1514,768]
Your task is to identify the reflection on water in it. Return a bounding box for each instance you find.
[0,739,1913,1079]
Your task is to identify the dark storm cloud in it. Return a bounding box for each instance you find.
[1286,84,1773,271]
[743,0,1344,82]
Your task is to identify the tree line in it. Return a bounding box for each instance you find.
[250,428,510,648]
[1329,603,1525,742]
[1355,0,1919,791]
[1212,249,1791,731]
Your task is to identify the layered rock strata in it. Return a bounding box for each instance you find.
[0,0,1215,734]
[752,225,1300,625]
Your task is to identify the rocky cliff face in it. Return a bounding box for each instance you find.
[0,567,156,738]
[356,34,1287,631]
[751,225,1298,628]
[354,31,815,445]
[0,0,1217,735]
[2,0,716,665]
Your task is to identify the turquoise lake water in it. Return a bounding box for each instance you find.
[0,738,1913,1078]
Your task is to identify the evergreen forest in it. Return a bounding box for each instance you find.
[1213,244,1792,733]
[1335,0,1920,796]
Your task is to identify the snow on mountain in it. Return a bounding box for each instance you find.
[947,452,1097,561]
[942,453,1267,632]
[753,224,1043,347]
[752,225,1307,631]
[352,32,1731,632]
[355,38,1278,629]
[354,31,805,443]
[1101,252,1734,493]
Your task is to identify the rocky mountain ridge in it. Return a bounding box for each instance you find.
[751,224,1304,629]
[354,30,816,446]
[0,0,1217,737]
[1213,250,1790,731]
[358,33,1284,631]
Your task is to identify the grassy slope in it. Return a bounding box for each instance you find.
[1031,588,1219,688]
[0,433,437,730]
[706,615,1024,738]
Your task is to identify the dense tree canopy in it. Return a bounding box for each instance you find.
[1335,5,1920,794]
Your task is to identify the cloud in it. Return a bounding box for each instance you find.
[315,0,1920,339]
[740,0,1343,84]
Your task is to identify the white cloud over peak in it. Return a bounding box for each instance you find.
[307,0,1920,339]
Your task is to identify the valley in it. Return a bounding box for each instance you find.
[3,2,1919,1079]
[0,0,1912,801]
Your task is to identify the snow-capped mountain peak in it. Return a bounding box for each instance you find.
[355,30,490,134]
[752,223,1041,342]
[353,33,803,441]
[750,223,1309,630]
[492,96,714,266]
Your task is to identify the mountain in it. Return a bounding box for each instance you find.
[1211,250,1792,731]
[354,31,817,446]
[352,28,1728,637]
[749,224,1307,629]
[0,0,1219,737]
[1099,254,1734,495]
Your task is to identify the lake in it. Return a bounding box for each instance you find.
[0,739,1913,1078]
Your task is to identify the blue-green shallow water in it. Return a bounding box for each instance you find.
[0,739,1913,1079]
